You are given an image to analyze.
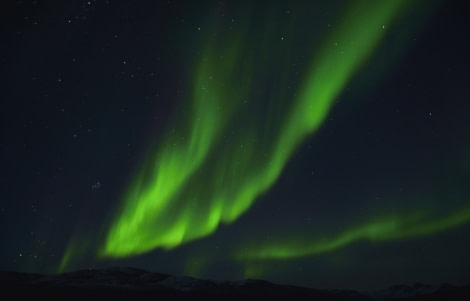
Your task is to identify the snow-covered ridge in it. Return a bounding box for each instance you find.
[1,267,469,300]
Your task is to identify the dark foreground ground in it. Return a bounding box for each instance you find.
[1,267,469,301]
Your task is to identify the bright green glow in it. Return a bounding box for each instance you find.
[236,203,470,261]
[98,0,410,258]
[99,31,256,256]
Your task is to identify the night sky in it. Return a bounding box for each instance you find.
[1,0,470,291]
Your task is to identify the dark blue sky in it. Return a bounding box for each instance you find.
[1,0,469,290]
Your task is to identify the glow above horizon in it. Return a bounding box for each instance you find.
[57,0,466,275]
[100,0,409,257]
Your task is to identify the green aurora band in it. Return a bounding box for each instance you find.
[99,0,409,257]
[59,0,468,272]
[236,203,470,262]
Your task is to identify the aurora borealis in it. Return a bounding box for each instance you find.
[99,0,410,259]
[237,203,470,261]
[2,0,470,290]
